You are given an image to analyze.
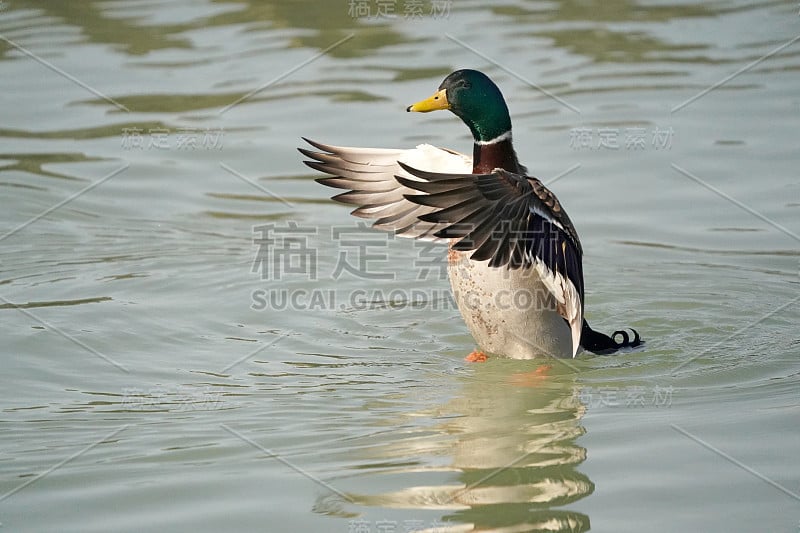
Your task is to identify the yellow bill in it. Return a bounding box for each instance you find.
[406,89,449,113]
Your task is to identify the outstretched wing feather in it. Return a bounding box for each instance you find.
[301,139,472,242]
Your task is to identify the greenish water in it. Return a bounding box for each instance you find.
[1,1,798,531]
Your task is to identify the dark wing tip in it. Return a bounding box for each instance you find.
[298,147,322,160]
[304,160,332,175]
[397,160,422,177]
[301,137,330,152]
[395,175,427,192]
[402,192,438,207]
[314,176,350,189]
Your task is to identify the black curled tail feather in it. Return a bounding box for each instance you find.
[580,319,642,355]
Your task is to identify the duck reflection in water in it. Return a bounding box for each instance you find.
[321,362,594,532]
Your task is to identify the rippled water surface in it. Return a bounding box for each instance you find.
[1,1,799,532]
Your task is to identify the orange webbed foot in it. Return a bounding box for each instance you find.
[509,364,553,387]
[465,350,488,363]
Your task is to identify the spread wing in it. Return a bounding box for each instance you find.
[299,138,471,242]
[397,163,585,356]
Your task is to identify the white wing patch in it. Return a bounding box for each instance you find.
[529,204,565,233]
[303,140,471,241]
[399,144,472,175]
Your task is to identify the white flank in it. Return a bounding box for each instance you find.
[533,259,583,357]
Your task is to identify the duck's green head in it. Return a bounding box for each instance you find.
[407,69,512,143]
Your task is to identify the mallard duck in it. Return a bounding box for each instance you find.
[300,69,640,359]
